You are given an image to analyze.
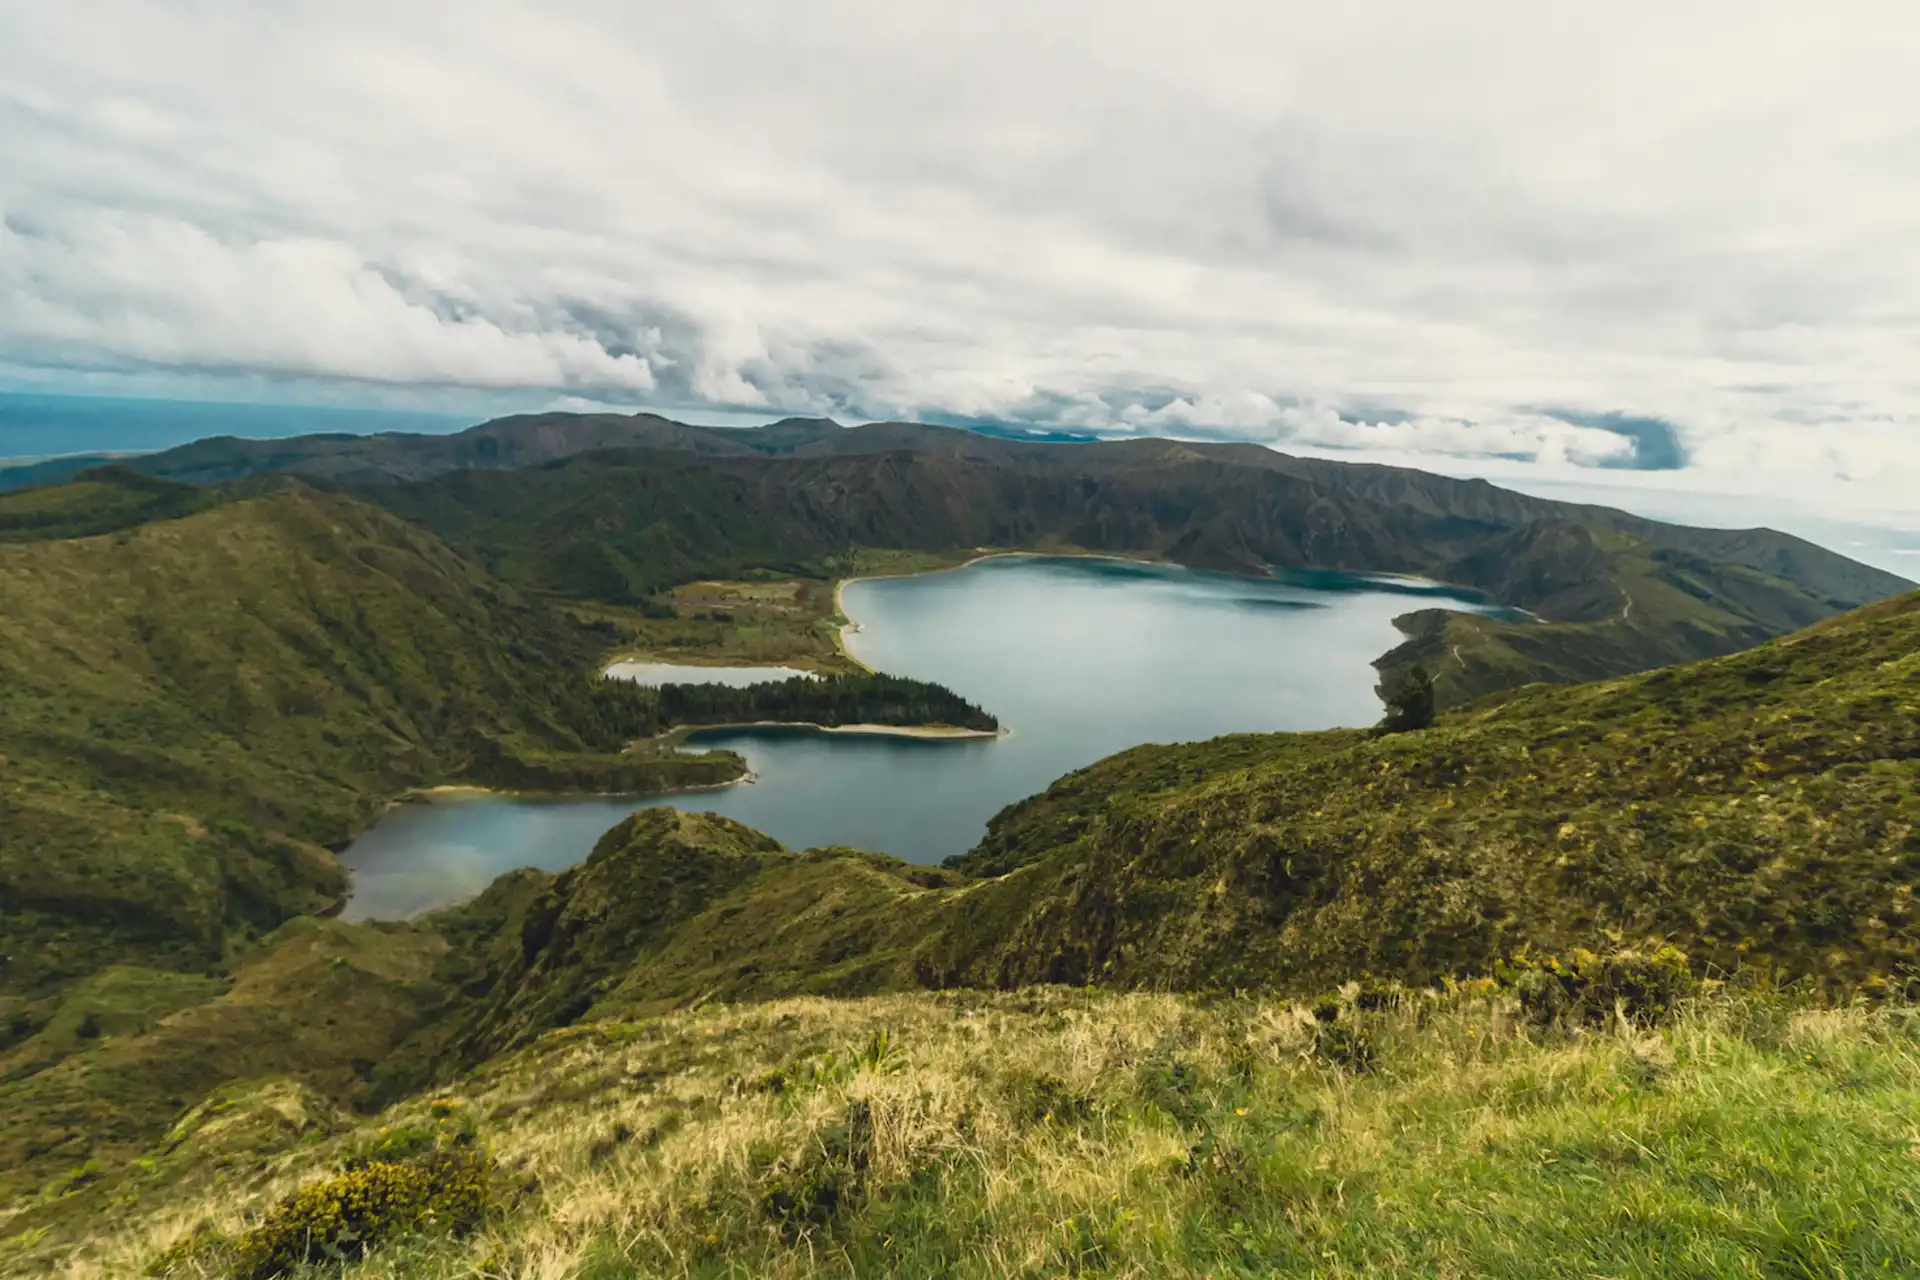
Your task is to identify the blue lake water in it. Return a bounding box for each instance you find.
[339,556,1508,919]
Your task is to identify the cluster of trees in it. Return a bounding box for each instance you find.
[573,672,999,741]
[1375,664,1437,734]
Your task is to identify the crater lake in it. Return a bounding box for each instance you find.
[339,555,1507,918]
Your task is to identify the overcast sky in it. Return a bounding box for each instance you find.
[3,2,1918,505]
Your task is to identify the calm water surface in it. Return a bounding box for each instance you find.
[341,557,1505,918]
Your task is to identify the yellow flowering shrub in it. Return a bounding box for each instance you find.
[226,1148,495,1279]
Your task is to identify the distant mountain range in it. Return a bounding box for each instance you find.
[0,412,1096,490]
[2,411,1908,707]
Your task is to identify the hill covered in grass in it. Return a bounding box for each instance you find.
[12,982,1920,1278]
[0,487,744,1010]
[0,466,220,544]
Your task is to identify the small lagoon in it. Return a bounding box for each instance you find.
[602,660,816,687]
[340,556,1509,919]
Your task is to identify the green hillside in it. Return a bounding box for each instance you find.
[941,590,1920,992]
[0,487,739,1006]
[0,466,218,543]
[0,919,451,1203]
[1374,519,1859,706]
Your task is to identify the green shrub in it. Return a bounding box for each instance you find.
[757,1100,873,1235]
[1509,946,1698,1028]
[1352,977,1408,1012]
[226,1149,496,1279]
[1312,1022,1378,1073]
[342,1125,438,1170]
[1134,1051,1212,1130]
[340,1098,479,1174]
[1374,663,1436,734]
[1001,1070,1096,1127]
[759,1031,904,1098]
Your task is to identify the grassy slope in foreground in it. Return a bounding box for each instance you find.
[0,486,738,1005]
[17,984,1920,1278]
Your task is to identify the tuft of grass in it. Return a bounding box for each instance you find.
[1506,944,1699,1029]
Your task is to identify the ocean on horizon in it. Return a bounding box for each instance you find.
[0,390,479,462]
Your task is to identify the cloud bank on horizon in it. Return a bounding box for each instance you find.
[2,2,1917,497]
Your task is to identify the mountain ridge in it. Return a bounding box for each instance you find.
[4,411,1902,604]
[349,439,1896,704]
[6,414,1902,713]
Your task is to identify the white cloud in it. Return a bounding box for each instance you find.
[2,1,1919,500]
[1,212,658,390]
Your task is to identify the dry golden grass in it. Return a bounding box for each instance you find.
[13,980,1920,1279]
